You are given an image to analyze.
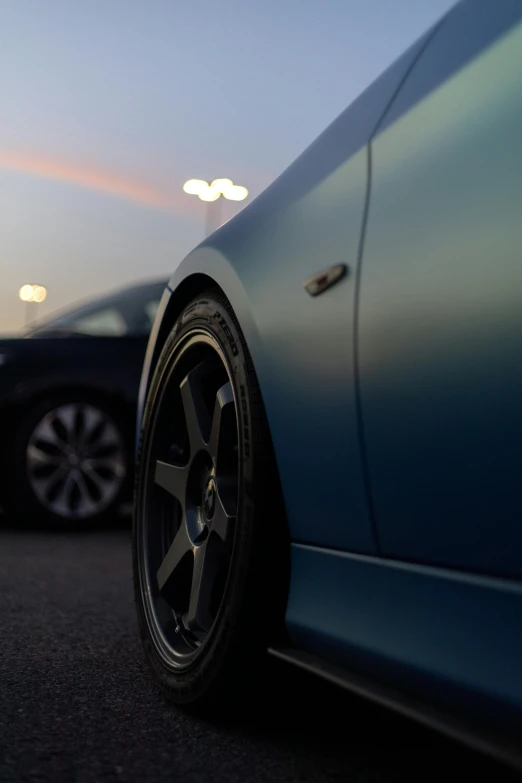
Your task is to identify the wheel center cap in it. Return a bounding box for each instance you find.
[203,478,216,521]
[68,453,80,467]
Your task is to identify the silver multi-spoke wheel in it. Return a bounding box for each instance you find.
[26,402,126,520]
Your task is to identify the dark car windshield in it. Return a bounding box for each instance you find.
[28,280,167,338]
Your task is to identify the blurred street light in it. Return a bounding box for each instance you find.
[19,284,47,303]
[19,284,47,326]
[182,178,249,236]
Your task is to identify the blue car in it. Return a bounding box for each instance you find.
[132,0,522,768]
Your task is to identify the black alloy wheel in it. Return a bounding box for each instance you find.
[133,291,288,711]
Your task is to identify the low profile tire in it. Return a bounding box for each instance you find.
[133,290,288,713]
[8,395,129,529]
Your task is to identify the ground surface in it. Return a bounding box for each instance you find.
[0,525,519,783]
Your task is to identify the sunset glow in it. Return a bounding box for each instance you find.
[0,151,190,215]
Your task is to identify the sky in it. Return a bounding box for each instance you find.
[0,0,455,332]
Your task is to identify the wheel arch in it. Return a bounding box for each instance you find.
[153,273,218,368]
[138,249,265,451]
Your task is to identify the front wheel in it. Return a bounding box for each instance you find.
[133,291,288,712]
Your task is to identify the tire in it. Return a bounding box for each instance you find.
[133,289,288,714]
[6,394,130,529]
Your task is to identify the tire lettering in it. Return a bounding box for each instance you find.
[213,310,239,356]
[239,384,250,458]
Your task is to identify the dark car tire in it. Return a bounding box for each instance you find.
[5,393,131,530]
[133,290,288,715]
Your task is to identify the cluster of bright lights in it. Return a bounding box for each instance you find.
[183,178,248,202]
[19,284,47,303]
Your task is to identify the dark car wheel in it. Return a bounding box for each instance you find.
[133,290,288,713]
[7,396,129,528]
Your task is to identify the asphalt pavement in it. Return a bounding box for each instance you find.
[0,523,520,783]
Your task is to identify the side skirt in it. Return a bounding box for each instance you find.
[268,645,522,772]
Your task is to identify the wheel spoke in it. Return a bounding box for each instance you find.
[32,419,68,452]
[81,463,114,502]
[180,360,216,454]
[85,456,126,477]
[211,491,235,545]
[78,405,104,448]
[87,422,120,453]
[73,471,98,514]
[154,460,187,504]
[26,443,63,467]
[49,471,76,516]
[184,540,221,639]
[157,523,193,595]
[55,404,79,445]
[31,463,68,491]
[207,382,234,456]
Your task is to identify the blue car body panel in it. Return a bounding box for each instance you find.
[359,6,522,578]
[287,544,522,730]
[139,20,440,553]
[138,0,522,740]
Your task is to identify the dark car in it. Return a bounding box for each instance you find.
[0,278,167,527]
[132,0,522,770]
